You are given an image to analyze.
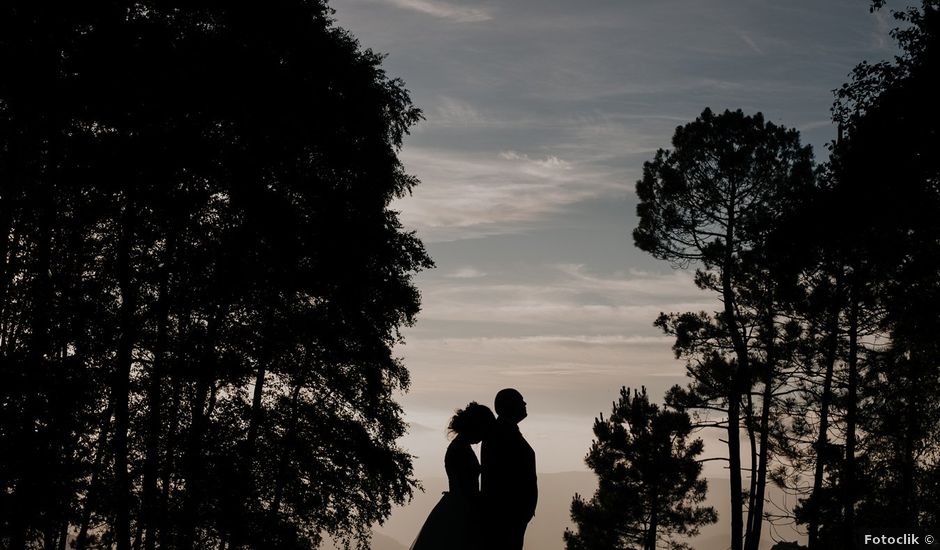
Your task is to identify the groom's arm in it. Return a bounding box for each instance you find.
[523,440,537,520]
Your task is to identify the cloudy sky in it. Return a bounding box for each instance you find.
[330,0,904,480]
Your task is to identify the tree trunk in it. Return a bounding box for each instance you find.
[646,488,659,550]
[227,311,274,548]
[113,196,137,550]
[9,148,57,550]
[2,94,38,549]
[141,234,175,550]
[727,393,744,550]
[179,314,221,548]
[157,373,183,550]
[57,522,67,550]
[43,523,57,550]
[9,135,56,550]
[245,343,269,455]
[900,360,917,528]
[180,385,210,547]
[744,313,776,550]
[76,404,114,550]
[744,391,758,544]
[0,188,13,333]
[722,195,746,550]
[843,277,859,547]
[132,520,143,550]
[271,381,303,516]
[809,275,841,549]
[746,361,773,550]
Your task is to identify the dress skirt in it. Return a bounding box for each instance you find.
[409,492,478,550]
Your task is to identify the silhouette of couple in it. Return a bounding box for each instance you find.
[409,388,537,550]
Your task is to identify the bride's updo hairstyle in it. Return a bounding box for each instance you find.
[447,402,496,442]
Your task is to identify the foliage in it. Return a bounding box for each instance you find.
[0,2,431,549]
[634,107,814,550]
[565,387,716,550]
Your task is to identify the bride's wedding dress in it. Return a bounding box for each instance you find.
[409,438,482,550]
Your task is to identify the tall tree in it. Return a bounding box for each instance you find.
[0,2,432,548]
[767,4,940,546]
[825,0,940,539]
[634,107,814,550]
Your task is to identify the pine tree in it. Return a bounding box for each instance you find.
[565,387,716,550]
[633,107,814,550]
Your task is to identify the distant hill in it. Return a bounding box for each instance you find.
[351,472,805,550]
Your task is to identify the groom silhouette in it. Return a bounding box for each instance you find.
[481,388,537,550]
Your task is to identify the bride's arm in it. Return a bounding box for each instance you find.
[446,443,480,496]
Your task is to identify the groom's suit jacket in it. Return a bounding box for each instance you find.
[481,418,538,525]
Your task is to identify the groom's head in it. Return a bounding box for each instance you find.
[495,388,527,424]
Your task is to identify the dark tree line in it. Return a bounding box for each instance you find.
[787,0,940,540]
[0,2,431,549]
[569,2,940,549]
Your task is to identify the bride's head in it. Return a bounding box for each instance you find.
[447,402,496,444]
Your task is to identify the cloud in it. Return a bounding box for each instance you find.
[398,267,713,391]
[394,148,625,242]
[445,266,487,279]
[562,114,677,159]
[798,119,834,132]
[499,150,572,170]
[738,32,764,55]
[413,265,709,328]
[406,421,437,433]
[872,9,892,50]
[429,96,488,127]
[441,334,673,346]
[383,0,490,22]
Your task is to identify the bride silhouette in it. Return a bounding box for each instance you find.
[409,402,496,550]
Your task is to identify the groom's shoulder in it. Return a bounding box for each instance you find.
[493,420,524,442]
[484,422,513,444]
